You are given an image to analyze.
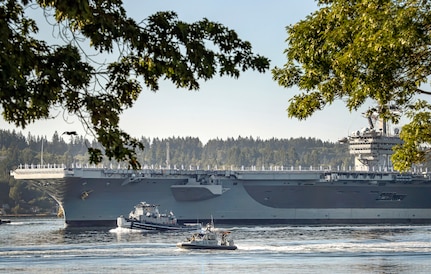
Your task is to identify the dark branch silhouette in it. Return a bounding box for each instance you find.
[417,88,431,95]
[62,131,77,136]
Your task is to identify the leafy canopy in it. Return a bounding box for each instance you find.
[272,0,431,171]
[0,0,270,169]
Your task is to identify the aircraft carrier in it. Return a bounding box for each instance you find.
[11,118,431,227]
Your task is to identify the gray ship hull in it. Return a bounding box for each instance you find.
[11,167,431,227]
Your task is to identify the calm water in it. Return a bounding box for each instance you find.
[1,217,431,273]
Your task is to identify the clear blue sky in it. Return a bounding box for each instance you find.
[0,1,376,143]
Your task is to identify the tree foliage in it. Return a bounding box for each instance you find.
[272,0,431,171]
[0,0,269,169]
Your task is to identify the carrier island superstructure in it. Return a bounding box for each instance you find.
[11,121,431,227]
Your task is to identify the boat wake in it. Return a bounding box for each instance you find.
[109,227,144,234]
[234,240,431,256]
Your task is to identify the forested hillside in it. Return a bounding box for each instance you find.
[0,130,351,215]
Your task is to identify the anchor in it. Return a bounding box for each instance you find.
[81,190,93,200]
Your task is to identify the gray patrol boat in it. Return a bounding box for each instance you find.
[11,117,431,227]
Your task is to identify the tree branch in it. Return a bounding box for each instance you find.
[417,88,431,95]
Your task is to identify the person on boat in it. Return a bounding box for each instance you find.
[221,233,227,246]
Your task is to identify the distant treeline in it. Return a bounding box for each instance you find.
[1,129,353,169]
[0,129,352,215]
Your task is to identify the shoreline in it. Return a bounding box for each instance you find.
[0,214,59,218]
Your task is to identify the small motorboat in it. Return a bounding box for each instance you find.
[116,202,201,231]
[0,219,11,225]
[177,221,237,250]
